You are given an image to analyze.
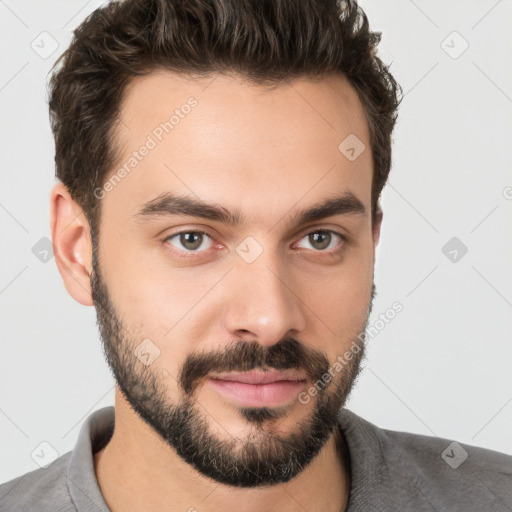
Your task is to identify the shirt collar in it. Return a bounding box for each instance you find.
[337,408,429,510]
[67,406,114,511]
[65,405,414,512]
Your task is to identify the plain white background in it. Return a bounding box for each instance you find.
[1,0,511,484]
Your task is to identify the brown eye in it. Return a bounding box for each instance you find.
[296,230,345,253]
[309,231,331,250]
[165,231,213,253]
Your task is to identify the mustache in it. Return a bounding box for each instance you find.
[179,337,330,395]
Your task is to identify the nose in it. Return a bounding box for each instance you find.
[221,248,307,347]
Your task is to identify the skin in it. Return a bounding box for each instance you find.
[50,70,382,512]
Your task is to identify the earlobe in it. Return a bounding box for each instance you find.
[50,182,94,306]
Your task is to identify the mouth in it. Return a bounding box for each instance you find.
[210,369,308,384]
[207,370,308,407]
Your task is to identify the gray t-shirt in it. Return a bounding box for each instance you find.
[1,405,511,511]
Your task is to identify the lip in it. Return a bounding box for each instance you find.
[207,370,308,407]
[209,370,308,385]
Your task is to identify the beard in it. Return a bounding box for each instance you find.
[90,246,375,488]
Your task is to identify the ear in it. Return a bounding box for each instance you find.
[50,182,94,306]
[373,202,383,247]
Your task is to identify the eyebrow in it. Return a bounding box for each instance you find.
[132,190,366,228]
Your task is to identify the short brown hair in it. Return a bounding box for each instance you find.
[48,0,402,241]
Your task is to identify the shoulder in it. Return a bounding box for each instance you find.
[385,427,512,508]
[0,452,74,511]
[382,428,512,511]
[339,409,512,511]
[379,422,512,476]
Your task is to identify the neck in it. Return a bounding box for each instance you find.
[94,393,351,512]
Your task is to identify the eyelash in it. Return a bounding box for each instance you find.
[161,229,347,259]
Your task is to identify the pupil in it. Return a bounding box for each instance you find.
[310,232,330,250]
[182,232,202,250]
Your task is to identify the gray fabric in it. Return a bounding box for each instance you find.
[1,405,511,511]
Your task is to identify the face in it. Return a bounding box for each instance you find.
[90,70,380,487]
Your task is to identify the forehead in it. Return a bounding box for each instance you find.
[102,70,372,227]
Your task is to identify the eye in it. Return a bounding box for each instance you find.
[164,230,214,255]
[295,230,345,253]
[162,228,346,259]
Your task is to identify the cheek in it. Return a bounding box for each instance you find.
[305,271,371,331]
[103,250,218,370]
[301,243,373,336]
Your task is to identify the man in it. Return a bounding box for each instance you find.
[1,0,511,510]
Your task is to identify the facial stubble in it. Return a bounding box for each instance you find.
[90,247,375,487]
